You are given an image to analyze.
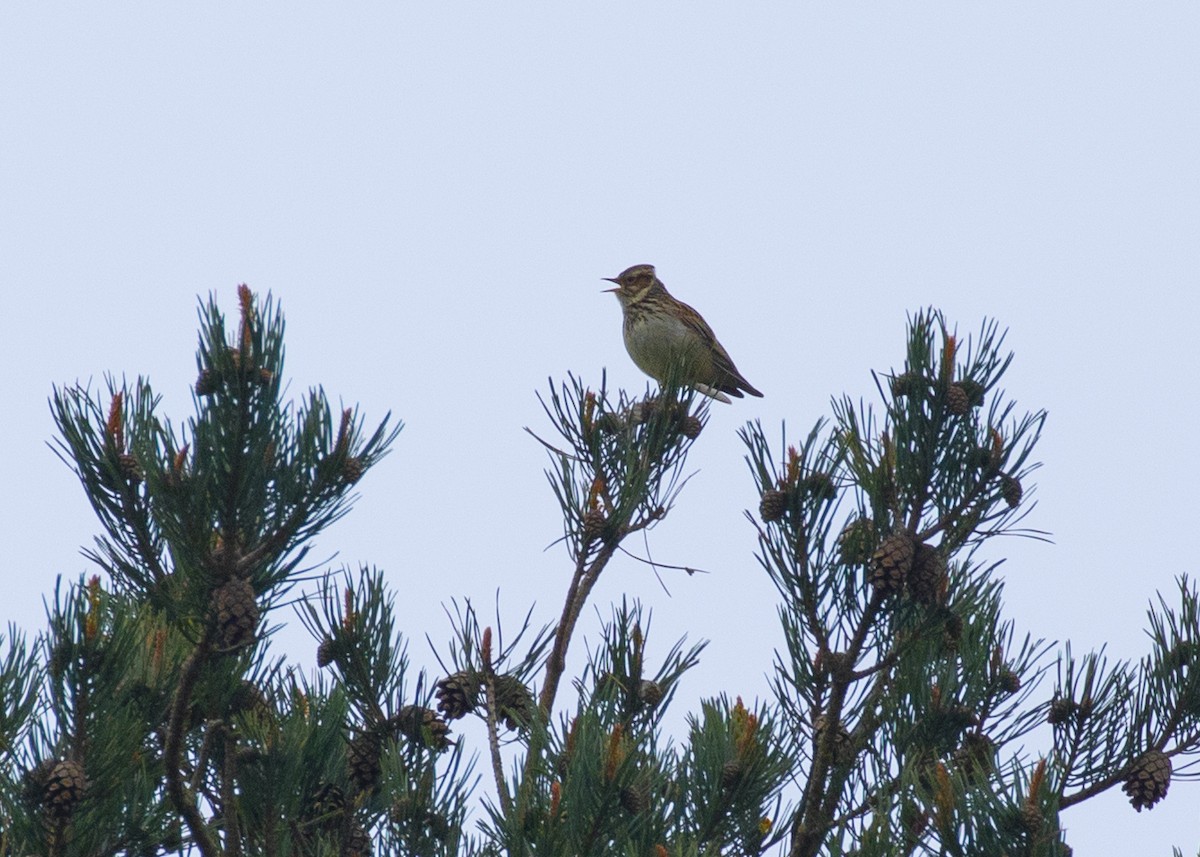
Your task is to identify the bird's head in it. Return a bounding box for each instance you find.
[603,264,659,305]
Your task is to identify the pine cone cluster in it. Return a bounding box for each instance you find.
[1123,749,1171,811]
[212,577,259,650]
[870,531,915,595]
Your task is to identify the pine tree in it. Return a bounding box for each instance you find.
[2,292,1199,857]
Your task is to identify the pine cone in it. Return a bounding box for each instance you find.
[628,399,658,425]
[345,819,373,857]
[870,531,915,595]
[1000,473,1023,508]
[391,705,451,751]
[637,679,664,709]
[952,733,994,785]
[759,489,789,523]
[1122,749,1171,811]
[346,730,383,795]
[582,509,607,544]
[620,782,651,815]
[818,651,854,681]
[802,472,837,502]
[957,379,985,408]
[1047,697,1079,726]
[317,636,337,668]
[967,446,996,471]
[117,452,144,483]
[900,802,929,841]
[998,669,1022,695]
[304,782,346,829]
[195,368,219,397]
[942,611,964,650]
[678,415,703,439]
[906,543,947,606]
[721,758,744,791]
[1020,800,1044,834]
[435,671,481,720]
[42,759,87,820]
[342,457,365,485]
[945,384,971,416]
[837,517,877,566]
[233,679,271,720]
[494,674,535,731]
[212,578,259,650]
[890,372,925,399]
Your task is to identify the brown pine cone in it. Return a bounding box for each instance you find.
[1000,473,1023,508]
[759,489,789,523]
[1123,749,1171,811]
[870,531,915,595]
[435,671,481,720]
[42,759,88,820]
[346,729,383,795]
[493,674,535,731]
[212,578,259,650]
[906,543,947,606]
[390,705,451,751]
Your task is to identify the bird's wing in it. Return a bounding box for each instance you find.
[677,300,760,395]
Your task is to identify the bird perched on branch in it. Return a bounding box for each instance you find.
[604,264,763,403]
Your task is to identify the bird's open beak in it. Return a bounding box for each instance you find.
[602,277,619,292]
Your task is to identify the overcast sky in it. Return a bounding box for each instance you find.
[3,4,1199,852]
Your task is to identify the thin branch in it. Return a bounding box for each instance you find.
[165,637,218,857]
[484,668,512,817]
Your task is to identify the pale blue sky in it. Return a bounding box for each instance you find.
[3,4,1199,852]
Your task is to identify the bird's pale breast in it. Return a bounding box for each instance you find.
[623,311,712,382]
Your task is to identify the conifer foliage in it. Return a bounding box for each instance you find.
[2,293,1199,856]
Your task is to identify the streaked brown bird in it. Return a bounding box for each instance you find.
[604,264,763,403]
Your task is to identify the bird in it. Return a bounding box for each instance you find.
[604,264,763,403]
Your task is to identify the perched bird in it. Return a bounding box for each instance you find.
[604,264,763,403]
